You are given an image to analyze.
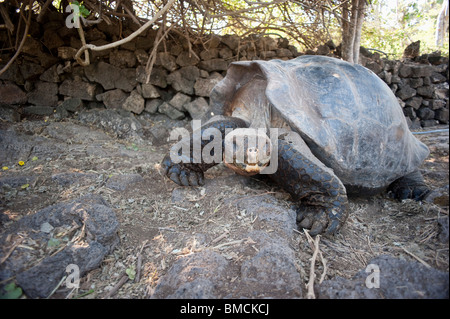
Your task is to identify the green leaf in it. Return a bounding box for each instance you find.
[32,156,38,161]
[80,6,90,18]
[21,183,29,189]
[0,282,23,299]
[126,143,139,151]
[126,267,136,280]
[47,238,60,248]
[70,1,90,18]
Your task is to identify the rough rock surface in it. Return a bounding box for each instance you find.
[318,255,449,299]
[0,195,119,298]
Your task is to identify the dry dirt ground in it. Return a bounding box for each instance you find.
[0,112,448,299]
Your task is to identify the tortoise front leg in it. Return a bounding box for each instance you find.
[270,133,349,235]
[161,116,248,186]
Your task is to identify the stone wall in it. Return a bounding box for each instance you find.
[360,48,449,128]
[0,12,448,127]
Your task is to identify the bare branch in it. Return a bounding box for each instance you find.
[0,2,14,32]
[74,0,177,66]
[82,0,106,26]
[200,0,289,18]
[0,0,34,77]
[120,1,142,27]
[75,22,90,66]
[36,0,52,23]
[145,22,177,83]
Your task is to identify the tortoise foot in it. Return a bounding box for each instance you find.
[161,154,205,187]
[296,205,347,236]
[388,170,431,201]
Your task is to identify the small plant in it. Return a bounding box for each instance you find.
[0,282,23,299]
[71,1,90,18]
[126,266,136,281]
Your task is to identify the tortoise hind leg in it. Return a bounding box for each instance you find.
[388,170,431,201]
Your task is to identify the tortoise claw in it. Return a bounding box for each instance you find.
[186,170,205,186]
[324,219,341,235]
[298,215,313,229]
[169,170,181,185]
[162,155,205,187]
[179,171,189,186]
[296,206,346,236]
[309,220,326,236]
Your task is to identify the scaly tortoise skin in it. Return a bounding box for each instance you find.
[272,135,349,234]
[161,117,247,187]
[161,55,431,235]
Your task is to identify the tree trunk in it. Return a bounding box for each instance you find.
[435,1,449,47]
[341,1,353,62]
[340,0,366,64]
[352,0,366,64]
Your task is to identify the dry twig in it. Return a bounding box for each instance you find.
[136,240,148,283]
[0,0,34,77]
[304,230,319,299]
[36,0,52,23]
[303,229,328,298]
[0,3,14,32]
[0,238,24,265]
[144,23,176,83]
[74,0,176,66]
[400,246,432,268]
[75,22,90,66]
[103,272,129,299]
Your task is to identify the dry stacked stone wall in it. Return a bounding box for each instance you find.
[360,48,449,128]
[0,12,448,127]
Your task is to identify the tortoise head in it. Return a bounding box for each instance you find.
[223,128,272,176]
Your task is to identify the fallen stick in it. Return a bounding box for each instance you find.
[103,273,129,299]
[210,230,229,245]
[136,240,148,283]
[47,275,67,299]
[401,246,431,268]
[303,229,328,283]
[136,254,142,283]
[0,238,23,265]
[212,239,243,250]
[304,230,320,299]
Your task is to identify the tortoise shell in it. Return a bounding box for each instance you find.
[209,55,429,191]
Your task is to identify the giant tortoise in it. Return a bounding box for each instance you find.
[161,55,430,235]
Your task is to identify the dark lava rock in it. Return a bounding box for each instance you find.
[77,109,143,140]
[0,195,119,298]
[106,173,143,191]
[152,250,229,299]
[318,254,449,299]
